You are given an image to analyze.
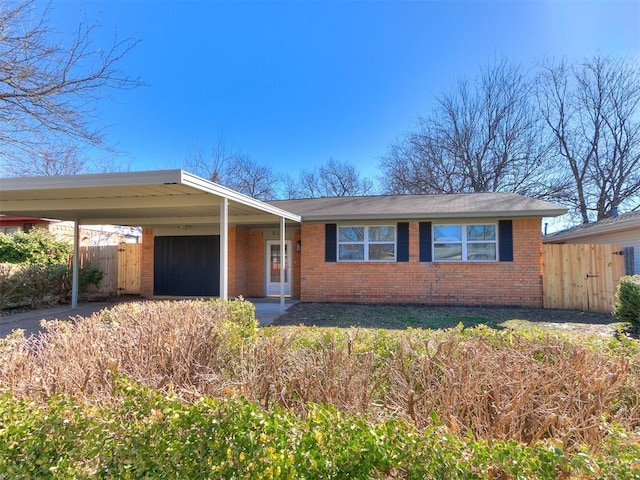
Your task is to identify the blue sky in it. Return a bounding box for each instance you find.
[47,1,639,182]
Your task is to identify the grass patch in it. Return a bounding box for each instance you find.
[274,302,619,336]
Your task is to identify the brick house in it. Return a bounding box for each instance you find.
[265,194,566,306]
[1,170,566,308]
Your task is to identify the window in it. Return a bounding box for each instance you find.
[433,224,497,261]
[338,225,395,261]
[0,226,20,235]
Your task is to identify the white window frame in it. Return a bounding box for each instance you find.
[433,223,498,262]
[337,225,396,262]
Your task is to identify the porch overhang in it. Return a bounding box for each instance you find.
[0,169,301,227]
[0,169,301,308]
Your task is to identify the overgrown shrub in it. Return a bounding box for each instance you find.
[1,299,638,454]
[0,379,638,479]
[0,229,72,265]
[0,263,103,309]
[614,275,640,332]
[50,264,104,302]
[0,229,103,309]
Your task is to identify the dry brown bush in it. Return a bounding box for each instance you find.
[0,300,253,401]
[1,300,638,452]
[384,329,639,449]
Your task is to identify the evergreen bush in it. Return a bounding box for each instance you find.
[0,229,72,265]
[0,230,103,309]
[614,275,640,332]
[0,263,103,309]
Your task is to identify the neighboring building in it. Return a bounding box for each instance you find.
[544,210,640,275]
[49,222,141,246]
[0,216,141,246]
[0,216,47,234]
[0,170,567,307]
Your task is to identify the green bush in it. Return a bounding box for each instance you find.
[614,275,640,332]
[220,296,259,337]
[50,264,104,302]
[1,379,638,479]
[0,263,103,309]
[0,229,72,265]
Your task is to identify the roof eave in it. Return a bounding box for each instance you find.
[544,220,640,242]
[180,171,301,222]
[0,170,185,191]
[300,208,568,222]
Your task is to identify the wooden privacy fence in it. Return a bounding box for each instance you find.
[117,243,141,294]
[79,243,141,297]
[542,244,626,313]
[79,245,118,297]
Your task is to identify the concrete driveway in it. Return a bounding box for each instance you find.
[0,298,296,338]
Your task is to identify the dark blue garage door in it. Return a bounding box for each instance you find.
[154,235,220,296]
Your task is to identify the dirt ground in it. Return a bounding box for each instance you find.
[272,302,625,337]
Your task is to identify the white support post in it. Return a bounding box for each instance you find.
[71,219,80,309]
[219,198,229,301]
[280,216,286,311]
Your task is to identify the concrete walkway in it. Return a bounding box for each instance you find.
[0,297,296,338]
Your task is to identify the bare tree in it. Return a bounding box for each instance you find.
[298,168,323,198]
[380,60,561,198]
[184,132,239,183]
[537,55,640,222]
[224,155,281,201]
[0,0,142,176]
[184,134,283,200]
[8,143,86,176]
[281,173,303,199]
[297,158,374,198]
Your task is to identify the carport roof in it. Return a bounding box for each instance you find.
[0,169,301,227]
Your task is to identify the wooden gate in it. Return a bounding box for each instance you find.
[117,243,141,295]
[542,244,626,312]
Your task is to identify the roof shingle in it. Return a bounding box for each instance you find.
[269,192,567,221]
[544,210,640,242]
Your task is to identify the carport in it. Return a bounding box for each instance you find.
[0,169,301,310]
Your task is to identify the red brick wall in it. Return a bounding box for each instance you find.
[140,228,154,297]
[229,226,251,297]
[222,226,268,298]
[300,219,544,306]
[227,226,237,296]
[292,228,301,299]
[248,230,264,297]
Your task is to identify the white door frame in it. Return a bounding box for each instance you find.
[265,240,292,296]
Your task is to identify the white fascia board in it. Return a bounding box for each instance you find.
[0,170,184,191]
[180,171,301,223]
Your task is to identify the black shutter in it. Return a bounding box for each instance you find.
[325,223,337,262]
[419,222,432,262]
[397,222,409,262]
[499,220,513,262]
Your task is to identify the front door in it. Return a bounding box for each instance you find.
[266,241,292,296]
